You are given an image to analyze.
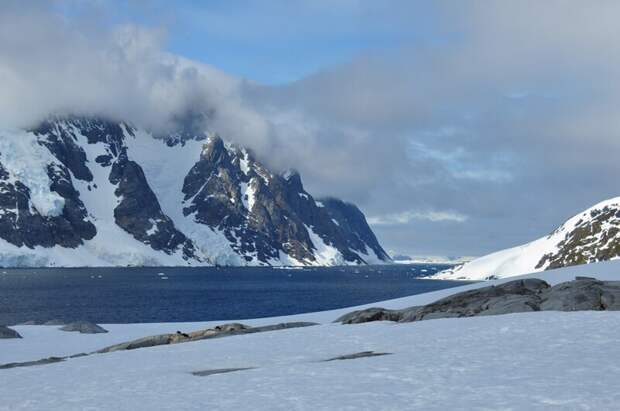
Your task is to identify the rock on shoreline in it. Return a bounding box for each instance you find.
[0,326,21,339]
[337,277,620,324]
[98,322,317,353]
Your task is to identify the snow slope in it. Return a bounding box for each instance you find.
[0,130,65,217]
[2,261,620,410]
[434,196,620,280]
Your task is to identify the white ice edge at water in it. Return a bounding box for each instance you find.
[2,260,620,410]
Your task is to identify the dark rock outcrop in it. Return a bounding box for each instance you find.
[0,357,64,369]
[336,307,406,325]
[539,278,620,311]
[0,161,96,249]
[98,321,317,353]
[537,203,620,270]
[403,278,549,322]
[181,136,389,265]
[323,351,392,361]
[192,367,256,377]
[60,321,108,334]
[0,325,22,339]
[337,277,620,324]
[109,151,197,260]
[318,198,390,262]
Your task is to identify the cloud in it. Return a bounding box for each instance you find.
[368,210,468,226]
[2,1,620,257]
[247,0,620,256]
[0,2,261,138]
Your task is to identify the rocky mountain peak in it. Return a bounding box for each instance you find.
[0,116,390,267]
[282,169,303,190]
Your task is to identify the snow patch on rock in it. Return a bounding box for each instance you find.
[0,130,65,217]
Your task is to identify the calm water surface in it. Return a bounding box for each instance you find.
[0,264,469,325]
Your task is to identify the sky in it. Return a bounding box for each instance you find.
[2,0,620,258]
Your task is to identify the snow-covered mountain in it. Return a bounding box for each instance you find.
[433,197,620,280]
[0,117,390,267]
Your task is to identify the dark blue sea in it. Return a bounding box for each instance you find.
[0,264,468,325]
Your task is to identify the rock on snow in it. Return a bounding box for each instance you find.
[434,196,620,281]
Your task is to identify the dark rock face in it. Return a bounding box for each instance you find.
[537,203,620,270]
[22,117,198,260]
[337,277,620,324]
[0,325,22,339]
[60,321,108,334]
[33,119,93,182]
[0,116,389,266]
[403,278,549,321]
[0,161,96,249]
[318,198,390,263]
[337,307,406,325]
[182,137,389,265]
[109,152,196,259]
[74,118,198,260]
[539,278,620,311]
[182,137,306,263]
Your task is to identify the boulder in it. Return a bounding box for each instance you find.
[335,307,405,324]
[60,321,108,334]
[0,325,22,339]
[540,279,620,311]
[400,279,549,322]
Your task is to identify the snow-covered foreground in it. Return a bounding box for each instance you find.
[3,260,620,410]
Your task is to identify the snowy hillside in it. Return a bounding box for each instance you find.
[0,117,389,267]
[433,197,620,280]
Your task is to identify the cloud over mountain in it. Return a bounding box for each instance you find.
[2,1,620,257]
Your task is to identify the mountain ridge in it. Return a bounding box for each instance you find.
[0,117,389,267]
[433,197,620,280]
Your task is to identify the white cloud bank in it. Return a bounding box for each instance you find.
[2,1,620,256]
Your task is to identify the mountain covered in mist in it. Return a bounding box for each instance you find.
[0,117,389,267]
[433,197,620,280]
